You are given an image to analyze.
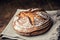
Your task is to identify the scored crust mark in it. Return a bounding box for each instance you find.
[27,17,33,25]
[17,9,46,25]
[17,11,34,25]
[32,9,45,13]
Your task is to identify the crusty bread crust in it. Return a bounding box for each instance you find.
[13,9,53,36]
[14,19,53,36]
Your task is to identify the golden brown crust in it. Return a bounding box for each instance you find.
[13,17,51,33]
[15,20,53,36]
[13,9,53,36]
[17,9,46,25]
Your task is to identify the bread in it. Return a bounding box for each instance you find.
[13,8,53,36]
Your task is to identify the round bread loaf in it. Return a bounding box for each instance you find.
[13,8,53,36]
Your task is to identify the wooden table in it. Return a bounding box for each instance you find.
[0,0,60,33]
